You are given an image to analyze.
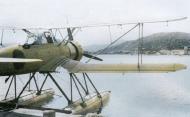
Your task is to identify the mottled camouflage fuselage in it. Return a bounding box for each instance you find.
[0,42,83,76]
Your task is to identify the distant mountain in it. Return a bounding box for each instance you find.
[83,44,106,52]
[91,32,190,54]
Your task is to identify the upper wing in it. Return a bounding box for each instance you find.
[61,59,186,73]
[0,58,43,63]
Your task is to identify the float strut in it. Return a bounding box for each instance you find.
[15,73,36,102]
[33,76,40,92]
[37,74,48,95]
[83,73,89,95]
[69,73,73,102]
[4,76,14,100]
[84,73,101,96]
[72,73,88,95]
[47,73,71,104]
[13,75,17,99]
[71,74,86,107]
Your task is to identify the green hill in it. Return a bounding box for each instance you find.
[100,32,190,54]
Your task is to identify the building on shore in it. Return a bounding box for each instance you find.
[184,46,190,55]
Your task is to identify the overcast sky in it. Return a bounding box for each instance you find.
[0,0,189,46]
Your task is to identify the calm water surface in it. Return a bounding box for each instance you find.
[1,55,190,117]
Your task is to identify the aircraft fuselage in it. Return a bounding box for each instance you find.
[0,42,83,76]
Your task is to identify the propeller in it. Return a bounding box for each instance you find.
[83,51,103,61]
[66,28,103,61]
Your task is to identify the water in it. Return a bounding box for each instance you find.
[1,55,190,117]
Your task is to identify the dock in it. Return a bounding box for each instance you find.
[0,108,103,117]
[0,108,80,117]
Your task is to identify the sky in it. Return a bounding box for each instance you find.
[0,0,190,46]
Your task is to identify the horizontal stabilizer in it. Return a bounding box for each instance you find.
[62,60,186,73]
[0,58,43,63]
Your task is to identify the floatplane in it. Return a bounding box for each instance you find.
[0,17,187,115]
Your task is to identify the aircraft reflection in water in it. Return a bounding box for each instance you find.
[0,18,187,115]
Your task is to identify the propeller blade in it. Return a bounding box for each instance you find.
[67,28,73,41]
[83,52,103,61]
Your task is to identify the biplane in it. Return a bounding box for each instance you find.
[0,17,187,115]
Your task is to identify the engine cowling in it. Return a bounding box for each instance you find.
[67,41,83,61]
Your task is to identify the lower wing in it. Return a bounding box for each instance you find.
[0,58,42,63]
[61,59,186,73]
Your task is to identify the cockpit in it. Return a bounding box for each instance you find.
[32,31,57,45]
[24,30,60,46]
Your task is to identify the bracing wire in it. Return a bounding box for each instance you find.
[85,23,139,63]
[84,17,186,63]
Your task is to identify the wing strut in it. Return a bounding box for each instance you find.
[0,29,4,46]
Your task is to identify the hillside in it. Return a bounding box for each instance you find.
[94,32,190,54]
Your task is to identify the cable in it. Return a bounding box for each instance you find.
[85,23,139,63]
